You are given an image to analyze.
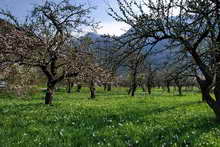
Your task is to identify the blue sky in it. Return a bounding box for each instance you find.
[0,0,130,36]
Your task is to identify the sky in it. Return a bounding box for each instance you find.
[0,0,130,36]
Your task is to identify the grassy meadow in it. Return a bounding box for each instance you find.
[0,87,220,147]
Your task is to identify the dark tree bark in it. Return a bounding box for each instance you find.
[107,83,112,91]
[131,84,137,97]
[128,84,137,96]
[147,77,152,95]
[166,80,171,93]
[89,80,96,99]
[213,49,220,120]
[103,83,107,91]
[41,66,58,105]
[130,70,137,96]
[196,77,210,102]
[67,83,71,93]
[178,86,182,96]
[174,79,183,96]
[77,84,82,93]
[41,65,78,105]
[66,79,73,93]
[190,49,219,118]
[128,87,131,95]
[147,83,151,95]
[45,81,56,105]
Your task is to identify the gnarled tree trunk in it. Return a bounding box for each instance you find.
[45,81,56,105]
[190,49,219,119]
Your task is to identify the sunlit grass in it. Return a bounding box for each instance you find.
[0,87,219,146]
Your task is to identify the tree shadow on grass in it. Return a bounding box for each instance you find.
[145,101,203,114]
[0,99,204,119]
[89,101,217,146]
[0,102,61,115]
[74,101,217,146]
[140,116,220,146]
[0,99,216,146]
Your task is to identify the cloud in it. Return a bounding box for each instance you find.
[97,22,130,36]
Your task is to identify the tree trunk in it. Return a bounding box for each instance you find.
[77,84,82,93]
[174,79,183,96]
[189,45,218,119]
[129,70,137,96]
[166,81,170,93]
[45,81,56,105]
[103,83,107,91]
[131,80,137,97]
[67,83,71,93]
[196,77,208,102]
[213,51,220,120]
[178,86,182,96]
[67,80,73,93]
[147,84,151,95]
[89,80,96,99]
[128,87,131,95]
[128,84,137,96]
[147,78,152,95]
[197,77,220,120]
[107,83,112,91]
[90,88,96,99]
[196,76,216,112]
[157,82,161,89]
[174,85,178,92]
[141,84,146,92]
[131,84,137,96]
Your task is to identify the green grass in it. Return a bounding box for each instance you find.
[0,87,220,147]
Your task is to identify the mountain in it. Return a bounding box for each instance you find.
[81,29,180,74]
